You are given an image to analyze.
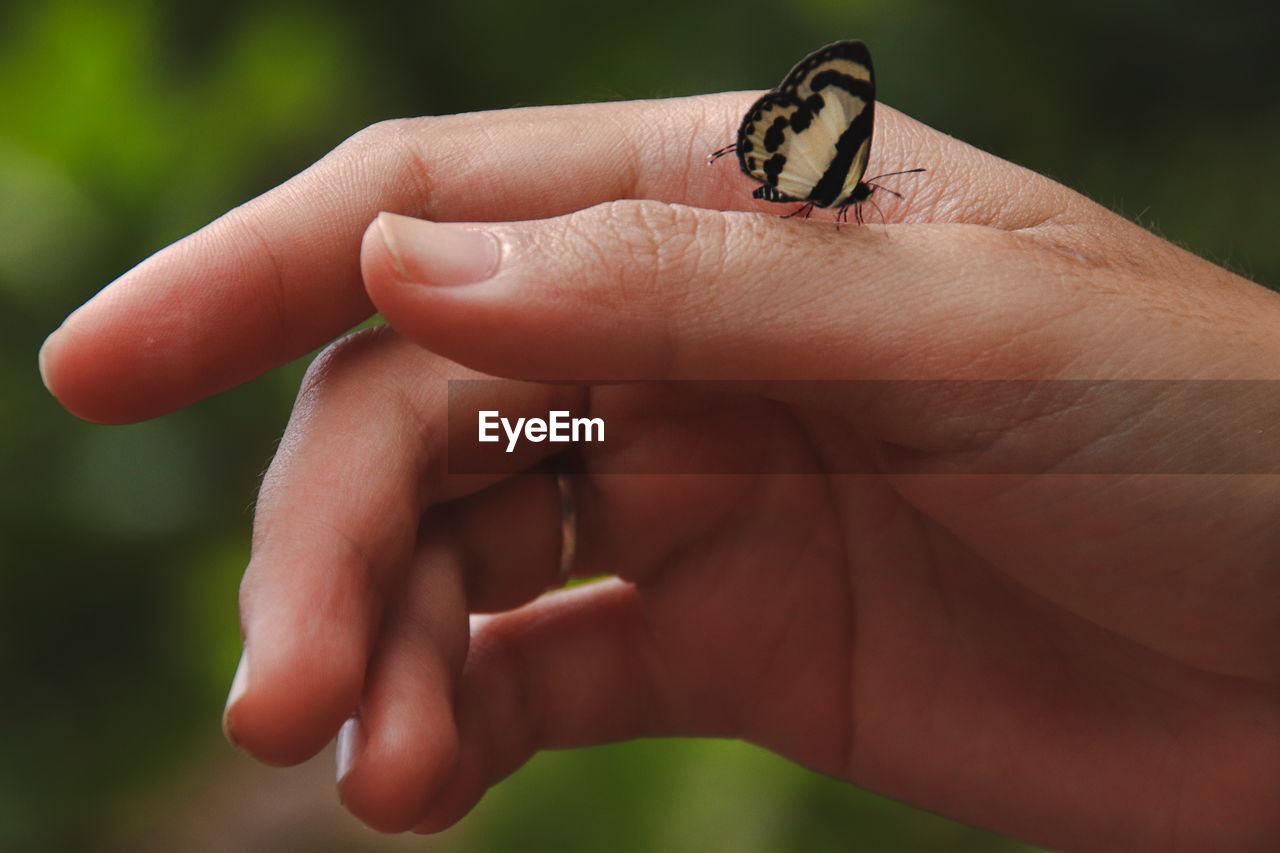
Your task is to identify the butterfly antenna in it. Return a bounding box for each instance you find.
[863,168,924,204]
[869,183,904,200]
[865,167,927,183]
[865,168,925,230]
[707,144,737,166]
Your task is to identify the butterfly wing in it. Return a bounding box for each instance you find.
[736,40,876,209]
[736,92,823,201]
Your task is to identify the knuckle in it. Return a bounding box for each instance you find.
[343,117,419,153]
[567,200,729,302]
[548,200,735,379]
[297,325,397,408]
[329,119,437,215]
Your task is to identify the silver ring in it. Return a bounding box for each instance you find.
[555,473,578,584]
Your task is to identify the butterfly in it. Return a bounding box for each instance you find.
[709,39,924,225]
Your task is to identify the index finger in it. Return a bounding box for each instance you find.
[38,95,738,422]
[37,93,1080,423]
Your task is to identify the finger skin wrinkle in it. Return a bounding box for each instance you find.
[289,325,383,418]
[570,200,708,378]
[1004,185,1075,233]
[353,119,439,221]
[633,203,706,381]
[624,201,709,298]
[270,329,425,567]
[231,207,294,354]
[464,621,541,784]
[875,109,1084,232]
[646,94,746,205]
[627,597,679,737]
[325,519,398,625]
[400,103,644,221]
[603,104,645,201]
[666,102,710,204]
[468,584,671,776]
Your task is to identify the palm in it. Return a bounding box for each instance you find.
[585,393,1278,847]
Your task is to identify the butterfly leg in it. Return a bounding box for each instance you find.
[782,203,815,220]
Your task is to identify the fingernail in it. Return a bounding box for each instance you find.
[336,716,364,788]
[37,332,56,393]
[222,651,249,746]
[376,211,500,286]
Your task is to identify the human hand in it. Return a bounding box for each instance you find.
[40,93,1280,851]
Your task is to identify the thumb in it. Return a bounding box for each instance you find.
[361,204,1052,382]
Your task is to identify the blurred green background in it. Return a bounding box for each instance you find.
[3,1,1277,850]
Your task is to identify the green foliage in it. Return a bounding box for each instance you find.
[3,0,1277,850]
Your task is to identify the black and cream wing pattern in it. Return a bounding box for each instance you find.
[734,40,877,209]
